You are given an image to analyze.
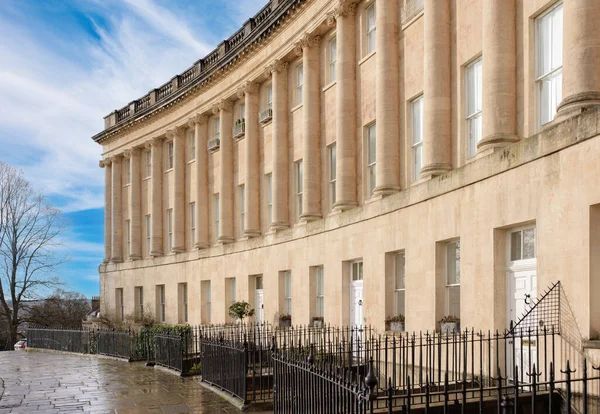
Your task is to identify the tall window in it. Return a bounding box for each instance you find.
[284,271,292,315]
[510,227,536,262]
[239,102,245,121]
[116,288,124,322]
[145,150,152,178]
[179,283,188,323]
[394,253,406,317]
[126,219,131,257]
[124,158,131,184]
[189,130,195,161]
[157,285,166,323]
[315,267,324,318]
[329,37,337,82]
[205,282,212,324]
[135,286,144,320]
[411,96,423,181]
[329,144,337,207]
[366,124,376,195]
[466,58,483,157]
[167,209,173,251]
[536,3,563,128]
[190,202,196,245]
[145,214,151,255]
[366,3,376,54]
[167,141,174,169]
[296,64,304,105]
[267,84,273,108]
[266,174,273,226]
[445,241,461,318]
[214,194,220,240]
[296,160,303,219]
[229,278,237,305]
[214,117,220,138]
[239,185,245,235]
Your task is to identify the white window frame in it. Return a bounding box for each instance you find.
[145,150,152,178]
[315,266,324,318]
[351,260,364,281]
[284,271,292,315]
[508,226,537,265]
[136,286,144,319]
[182,283,188,323]
[366,123,376,196]
[206,282,212,324]
[145,214,151,255]
[267,84,273,109]
[411,96,423,181]
[190,202,196,245]
[535,2,563,129]
[230,278,237,305]
[214,117,220,138]
[116,288,124,322]
[266,174,273,226]
[239,185,245,235]
[167,209,173,251]
[296,160,303,219]
[366,3,376,54]
[394,253,406,317]
[466,57,483,158]
[329,144,337,207]
[329,36,337,83]
[239,102,245,121]
[445,240,461,318]
[126,219,131,257]
[124,158,131,185]
[189,130,195,161]
[167,141,174,170]
[214,194,220,240]
[158,285,166,323]
[296,64,304,105]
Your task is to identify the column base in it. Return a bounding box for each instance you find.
[217,236,235,244]
[420,163,452,179]
[332,199,358,213]
[300,212,322,222]
[128,254,142,261]
[269,221,289,232]
[373,185,400,197]
[193,242,210,250]
[477,133,519,152]
[110,257,123,264]
[171,247,186,253]
[555,92,600,123]
[150,250,163,257]
[242,229,261,238]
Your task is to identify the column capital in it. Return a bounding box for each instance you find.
[123,147,142,158]
[144,136,164,149]
[165,125,186,140]
[294,33,321,56]
[212,99,233,114]
[237,82,260,98]
[187,113,208,128]
[99,158,111,168]
[264,59,289,78]
[336,0,358,17]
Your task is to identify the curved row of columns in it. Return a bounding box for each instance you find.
[100,0,600,263]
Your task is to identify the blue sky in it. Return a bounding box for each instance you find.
[0,0,265,298]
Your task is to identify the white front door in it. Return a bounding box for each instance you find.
[350,261,364,327]
[508,269,537,328]
[255,289,264,325]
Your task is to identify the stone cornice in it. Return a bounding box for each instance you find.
[92,0,314,146]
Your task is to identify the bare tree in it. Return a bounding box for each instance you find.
[27,289,90,329]
[0,161,67,345]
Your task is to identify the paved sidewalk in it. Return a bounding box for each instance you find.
[0,351,247,413]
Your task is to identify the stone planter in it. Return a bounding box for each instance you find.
[441,322,460,334]
[389,321,405,332]
[280,319,291,328]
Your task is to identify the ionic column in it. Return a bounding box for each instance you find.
[239,82,261,237]
[267,60,290,230]
[188,114,209,249]
[330,3,358,211]
[110,154,123,263]
[295,33,322,221]
[99,158,112,262]
[146,137,163,256]
[214,100,234,244]
[126,148,142,260]
[556,0,600,118]
[374,0,400,196]
[167,126,186,252]
[421,0,452,178]
[479,0,518,152]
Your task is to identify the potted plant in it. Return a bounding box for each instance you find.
[279,313,292,328]
[439,315,461,334]
[385,315,405,332]
[311,316,324,328]
[228,301,254,324]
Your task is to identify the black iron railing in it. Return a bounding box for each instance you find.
[201,336,248,402]
[27,327,91,354]
[96,329,132,359]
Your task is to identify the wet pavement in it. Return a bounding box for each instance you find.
[0,351,249,413]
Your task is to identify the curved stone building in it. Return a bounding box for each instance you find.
[93,0,600,339]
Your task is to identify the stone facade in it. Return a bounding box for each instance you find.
[93,0,600,341]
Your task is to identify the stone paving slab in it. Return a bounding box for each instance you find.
[0,351,261,413]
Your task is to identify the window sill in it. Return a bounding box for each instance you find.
[291,103,303,113]
[322,81,337,93]
[260,119,273,127]
[401,10,424,31]
[187,159,196,165]
[142,176,151,181]
[164,168,174,174]
[358,50,376,67]
[123,183,131,188]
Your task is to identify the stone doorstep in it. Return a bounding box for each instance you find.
[583,339,600,349]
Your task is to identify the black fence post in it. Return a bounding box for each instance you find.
[561,360,576,414]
